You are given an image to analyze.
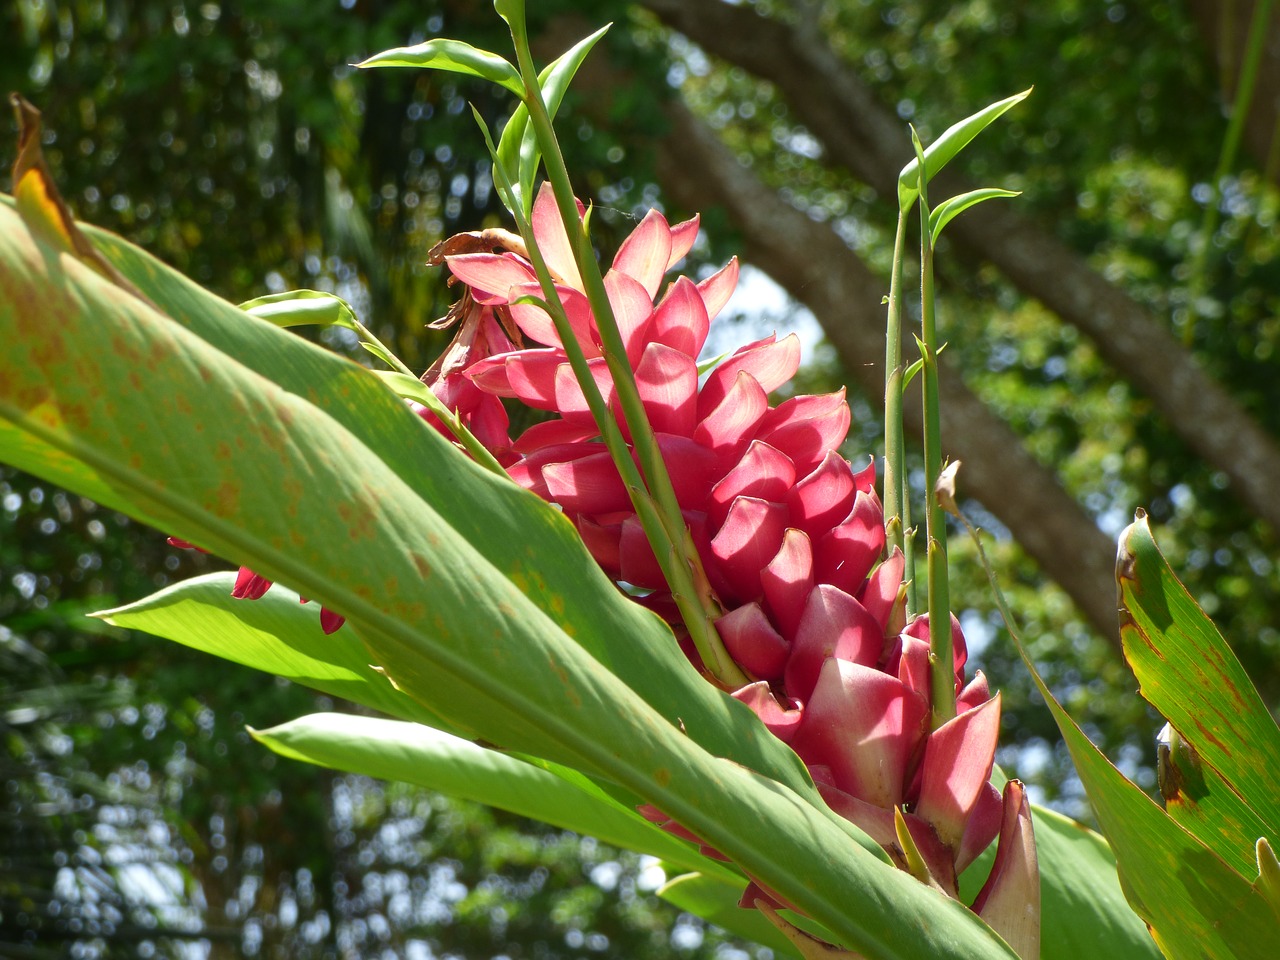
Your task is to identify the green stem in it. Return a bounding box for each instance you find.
[1184,0,1276,346]
[505,20,744,687]
[914,133,955,729]
[883,208,914,615]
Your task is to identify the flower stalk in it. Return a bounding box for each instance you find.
[912,129,956,728]
[502,13,745,687]
[882,207,914,615]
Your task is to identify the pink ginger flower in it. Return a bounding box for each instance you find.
[433,182,1036,926]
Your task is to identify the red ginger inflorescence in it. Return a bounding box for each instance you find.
[430,183,1036,916]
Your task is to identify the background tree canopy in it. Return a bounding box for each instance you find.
[3,0,1279,956]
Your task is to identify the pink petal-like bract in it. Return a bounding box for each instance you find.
[732,681,802,742]
[913,694,1002,849]
[604,269,656,364]
[618,514,668,590]
[757,389,852,475]
[707,440,796,530]
[542,451,632,517]
[651,435,721,511]
[972,780,1040,960]
[444,252,533,304]
[530,181,584,290]
[760,527,815,641]
[512,418,600,454]
[611,208,672,299]
[699,335,802,419]
[784,585,884,702]
[553,358,616,425]
[787,450,857,538]
[667,215,700,268]
[507,282,596,354]
[710,496,789,603]
[791,658,929,809]
[650,276,711,360]
[815,489,887,593]
[696,257,739,322]
[716,604,790,680]
[502,350,565,410]
[860,548,905,631]
[634,342,698,437]
[693,371,768,461]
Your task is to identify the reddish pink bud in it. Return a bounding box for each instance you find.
[717,605,790,680]
[232,567,272,600]
[760,528,815,640]
[784,585,883,701]
[757,389,851,476]
[792,659,929,809]
[972,780,1039,960]
[913,694,1002,850]
[710,497,789,603]
[732,681,802,742]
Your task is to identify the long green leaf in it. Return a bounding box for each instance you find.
[496,24,610,217]
[96,574,452,728]
[250,712,737,881]
[355,38,523,96]
[1117,512,1280,877]
[897,89,1031,210]
[0,200,1019,959]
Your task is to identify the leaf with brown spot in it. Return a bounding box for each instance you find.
[1117,512,1280,878]
[9,95,156,310]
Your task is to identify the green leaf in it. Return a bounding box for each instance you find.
[897,89,1031,210]
[238,289,359,330]
[977,515,1280,960]
[1117,512,1280,876]
[1,199,1019,960]
[355,39,523,96]
[929,189,1021,246]
[96,573,451,729]
[250,711,738,881]
[496,24,610,216]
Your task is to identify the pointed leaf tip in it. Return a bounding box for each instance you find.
[898,88,1032,210]
[356,39,523,96]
